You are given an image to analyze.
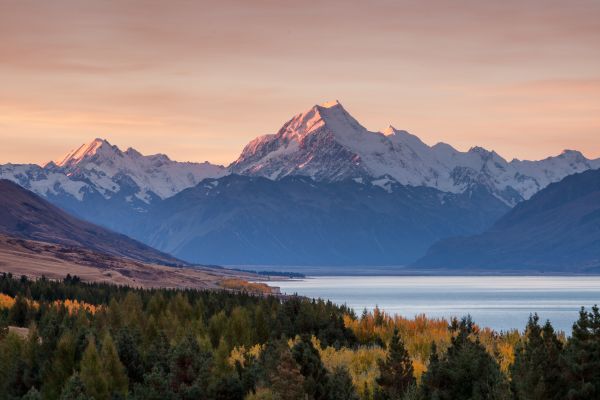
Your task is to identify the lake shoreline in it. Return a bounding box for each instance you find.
[272,275,600,333]
[232,264,600,277]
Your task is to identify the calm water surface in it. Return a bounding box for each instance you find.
[274,276,600,333]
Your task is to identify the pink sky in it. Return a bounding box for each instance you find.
[1,0,599,165]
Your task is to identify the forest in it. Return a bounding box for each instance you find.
[0,273,599,400]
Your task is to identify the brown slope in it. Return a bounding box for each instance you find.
[0,179,184,266]
[0,233,265,290]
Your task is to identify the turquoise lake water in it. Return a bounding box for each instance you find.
[274,276,600,333]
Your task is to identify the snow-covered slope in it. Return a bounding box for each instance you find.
[0,138,227,204]
[0,163,89,200]
[230,101,600,204]
[2,101,597,210]
[51,138,227,202]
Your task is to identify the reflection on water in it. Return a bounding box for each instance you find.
[274,276,600,333]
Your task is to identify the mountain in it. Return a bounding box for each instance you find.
[415,168,600,272]
[231,101,600,205]
[0,179,184,266]
[51,138,227,202]
[0,138,226,230]
[124,174,509,266]
[1,101,598,268]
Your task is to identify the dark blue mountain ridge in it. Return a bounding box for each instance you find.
[414,168,600,272]
[121,174,510,266]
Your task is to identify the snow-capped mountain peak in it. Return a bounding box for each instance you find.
[231,101,600,205]
[278,100,366,143]
[55,138,118,168]
[51,138,227,202]
[1,138,227,207]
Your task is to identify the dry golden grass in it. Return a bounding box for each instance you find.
[0,234,269,291]
[218,278,277,295]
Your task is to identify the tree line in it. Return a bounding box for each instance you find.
[0,272,599,400]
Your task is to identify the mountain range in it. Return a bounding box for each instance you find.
[415,168,600,272]
[230,101,599,205]
[0,179,266,288]
[1,101,599,268]
[126,174,508,265]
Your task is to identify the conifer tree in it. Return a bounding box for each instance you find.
[15,325,43,396]
[42,332,76,399]
[100,333,129,397]
[328,366,360,400]
[270,347,305,400]
[8,294,29,326]
[133,366,175,400]
[59,373,87,400]
[169,334,212,396]
[511,315,565,400]
[80,337,109,400]
[116,327,144,384]
[376,328,415,399]
[292,335,330,400]
[419,317,510,400]
[562,306,600,399]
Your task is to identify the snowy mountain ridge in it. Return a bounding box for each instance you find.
[2,138,226,204]
[230,101,600,204]
[1,100,598,208]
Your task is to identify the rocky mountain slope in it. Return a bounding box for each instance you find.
[415,168,600,272]
[0,179,184,266]
[124,174,509,266]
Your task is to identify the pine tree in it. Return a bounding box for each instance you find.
[8,295,29,326]
[562,306,600,399]
[376,328,415,399]
[420,317,510,400]
[100,333,129,397]
[169,334,212,395]
[328,366,360,400]
[511,315,565,400]
[42,332,76,399]
[133,366,175,400]
[59,373,87,400]
[79,337,109,400]
[116,327,144,384]
[292,335,330,400]
[540,320,566,397]
[270,347,305,400]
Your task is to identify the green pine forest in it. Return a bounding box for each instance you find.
[1,273,599,400]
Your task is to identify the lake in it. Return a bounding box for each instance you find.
[274,276,600,333]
